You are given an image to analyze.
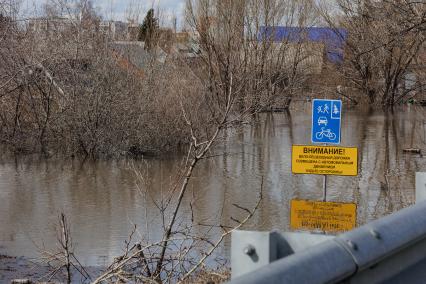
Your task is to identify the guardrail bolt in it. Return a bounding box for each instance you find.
[370,229,381,240]
[243,245,256,256]
[347,240,358,251]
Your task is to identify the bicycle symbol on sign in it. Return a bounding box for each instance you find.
[315,127,337,141]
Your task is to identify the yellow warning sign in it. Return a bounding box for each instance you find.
[292,145,358,176]
[290,199,356,232]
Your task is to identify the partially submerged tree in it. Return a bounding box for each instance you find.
[318,0,425,107]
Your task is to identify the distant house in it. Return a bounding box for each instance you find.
[175,31,189,44]
[110,41,168,77]
[99,21,127,41]
[100,21,145,42]
[258,26,348,64]
[28,16,76,37]
[127,23,139,41]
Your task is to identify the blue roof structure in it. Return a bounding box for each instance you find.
[258,26,348,63]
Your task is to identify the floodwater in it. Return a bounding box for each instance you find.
[0,104,425,267]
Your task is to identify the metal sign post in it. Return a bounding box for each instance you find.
[289,99,358,233]
[311,99,342,202]
[323,171,327,202]
[323,142,328,202]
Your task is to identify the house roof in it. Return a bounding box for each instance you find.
[258,26,347,63]
[110,41,168,77]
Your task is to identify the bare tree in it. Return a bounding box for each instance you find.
[91,33,265,280]
[318,0,425,107]
[185,0,319,112]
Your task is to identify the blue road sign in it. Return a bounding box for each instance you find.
[311,99,341,144]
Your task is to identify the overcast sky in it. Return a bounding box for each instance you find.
[22,0,186,27]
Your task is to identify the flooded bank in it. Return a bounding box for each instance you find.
[0,104,425,267]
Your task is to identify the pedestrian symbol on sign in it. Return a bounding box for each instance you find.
[317,104,330,114]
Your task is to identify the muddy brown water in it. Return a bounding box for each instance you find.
[0,104,425,267]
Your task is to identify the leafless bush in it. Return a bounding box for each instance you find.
[0,0,196,158]
[91,173,263,283]
[37,213,90,283]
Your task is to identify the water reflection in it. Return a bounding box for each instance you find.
[0,104,424,266]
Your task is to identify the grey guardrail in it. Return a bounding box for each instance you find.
[229,200,426,284]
